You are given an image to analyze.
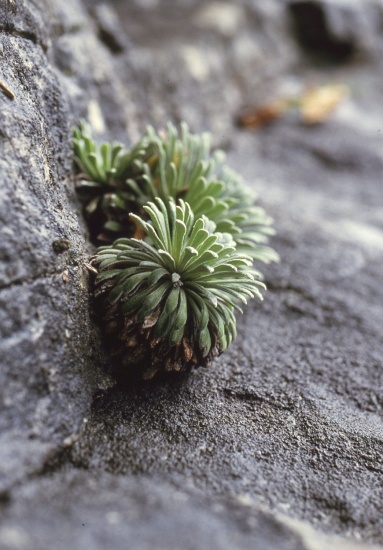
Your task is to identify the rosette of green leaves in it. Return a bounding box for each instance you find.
[124,122,278,261]
[74,122,278,260]
[123,122,223,205]
[94,198,265,379]
[73,122,149,241]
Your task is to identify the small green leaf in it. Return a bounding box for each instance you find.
[199,326,211,357]
[137,282,170,322]
[147,268,169,286]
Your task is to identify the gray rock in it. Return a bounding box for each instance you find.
[1,0,383,549]
[0,0,112,492]
[287,0,383,63]
[1,470,379,550]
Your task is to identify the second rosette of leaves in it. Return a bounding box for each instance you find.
[74,122,278,379]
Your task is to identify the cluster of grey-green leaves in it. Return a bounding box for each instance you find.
[73,122,278,380]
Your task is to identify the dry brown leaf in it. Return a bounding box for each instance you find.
[143,309,160,329]
[300,84,348,125]
[236,98,290,129]
[237,83,348,130]
[182,338,193,362]
[126,334,139,347]
[0,80,15,100]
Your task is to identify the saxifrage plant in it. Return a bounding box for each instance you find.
[74,122,278,380]
[74,122,278,263]
[93,199,265,379]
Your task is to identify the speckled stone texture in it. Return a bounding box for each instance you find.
[1,0,383,548]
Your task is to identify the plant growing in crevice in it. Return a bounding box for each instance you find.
[74,121,278,380]
[93,199,265,380]
[73,122,148,242]
[74,122,278,263]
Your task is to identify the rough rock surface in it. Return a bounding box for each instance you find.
[1,0,383,548]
